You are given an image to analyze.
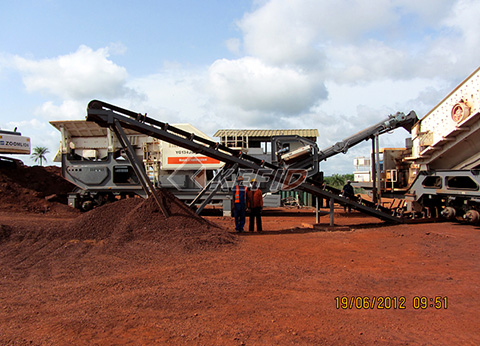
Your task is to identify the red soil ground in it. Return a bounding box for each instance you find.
[0,165,479,345]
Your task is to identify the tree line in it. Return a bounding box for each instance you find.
[323,173,354,189]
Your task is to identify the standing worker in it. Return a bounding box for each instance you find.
[247,179,263,232]
[342,180,354,213]
[233,176,247,232]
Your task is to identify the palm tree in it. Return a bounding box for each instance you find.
[324,174,346,189]
[324,174,355,189]
[31,146,49,166]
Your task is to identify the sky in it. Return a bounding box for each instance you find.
[1,0,479,175]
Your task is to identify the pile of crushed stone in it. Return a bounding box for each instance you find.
[66,189,236,252]
[0,163,78,214]
[0,161,235,254]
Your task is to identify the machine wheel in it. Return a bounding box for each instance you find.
[81,200,94,212]
[441,207,456,220]
[464,210,480,224]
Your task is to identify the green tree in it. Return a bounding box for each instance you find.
[31,146,49,166]
[324,173,354,189]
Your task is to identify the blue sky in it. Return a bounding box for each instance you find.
[1,0,480,174]
[1,1,247,64]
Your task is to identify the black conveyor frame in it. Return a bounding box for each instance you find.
[86,100,405,223]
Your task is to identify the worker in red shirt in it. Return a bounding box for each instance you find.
[247,178,263,232]
[233,176,247,232]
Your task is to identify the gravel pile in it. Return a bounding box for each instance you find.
[67,189,236,252]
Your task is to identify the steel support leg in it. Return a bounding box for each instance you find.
[330,197,335,226]
[112,119,169,218]
[189,163,237,210]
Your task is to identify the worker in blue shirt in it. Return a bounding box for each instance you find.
[233,176,247,232]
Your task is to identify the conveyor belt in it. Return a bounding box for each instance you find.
[86,100,404,223]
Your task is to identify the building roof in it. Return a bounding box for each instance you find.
[213,129,319,138]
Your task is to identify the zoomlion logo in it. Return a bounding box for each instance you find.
[0,141,29,147]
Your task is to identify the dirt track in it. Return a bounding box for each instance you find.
[1,205,479,346]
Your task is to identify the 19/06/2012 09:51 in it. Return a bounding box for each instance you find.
[334,296,448,310]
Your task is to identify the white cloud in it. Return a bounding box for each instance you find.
[394,0,453,25]
[129,67,207,122]
[34,100,86,120]
[237,0,402,67]
[4,118,46,131]
[225,38,242,55]
[127,66,272,135]
[13,45,133,100]
[238,1,320,67]
[208,57,326,115]
[0,54,7,76]
[325,41,410,83]
[4,44,142,166]
[234,0,478,84]
[437,0,480,71]
[107,42,128,55]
